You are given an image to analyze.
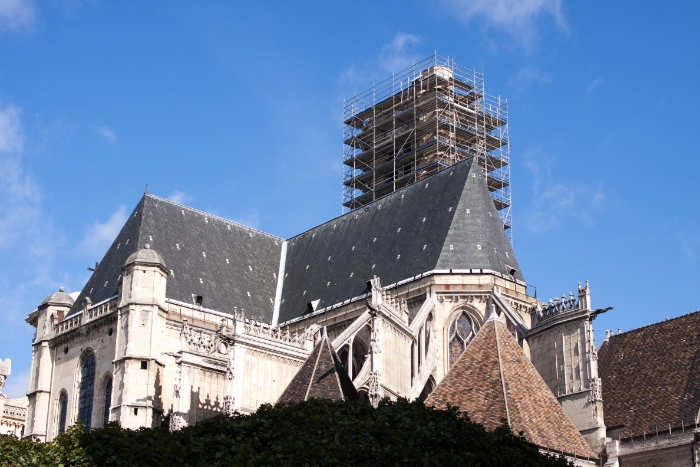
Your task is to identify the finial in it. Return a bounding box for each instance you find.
[145,244,151,249]
[322,326,328,338]
[59,287,65,293]
[145,184,149,195]
[486,303,500,323]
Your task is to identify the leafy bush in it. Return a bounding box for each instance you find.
[1,399,573,467]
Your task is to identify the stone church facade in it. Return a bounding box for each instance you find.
[19,156,700,465]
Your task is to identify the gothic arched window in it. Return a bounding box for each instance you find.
[58,391,68,434]
[103,377,112,427]
[447,312,480,368]
[78,352,96,429]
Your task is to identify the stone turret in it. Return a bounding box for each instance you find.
[112,244,169,429]
[24,288,74,440]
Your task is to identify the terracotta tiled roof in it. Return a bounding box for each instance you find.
[598,310,700,437]
[278,336,359,403]
[427,315,595,459]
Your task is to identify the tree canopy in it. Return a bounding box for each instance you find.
[1,399,573,467]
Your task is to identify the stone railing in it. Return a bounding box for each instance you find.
[367,276,409,323]
[54,314,82,335]
[3,404,27,421]
[84,297,117,323]
[540,292,579,319]
[532,281,591,322]
[239,313,306,347]
[54,297,117,336]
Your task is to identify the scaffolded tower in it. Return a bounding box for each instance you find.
[343,54,512,240]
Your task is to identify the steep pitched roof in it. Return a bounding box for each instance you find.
[68,194,283,319]
[426,314,595,459]
[278,336,359,403]
[278,158,522,323]
[598,310,700,436]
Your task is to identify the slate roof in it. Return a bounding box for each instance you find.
[66,157,523,324]
[598,310,700,436]
[278,158,521,323]
[426,314,595,459]
[67,194,283,319]
[278,335,359,403]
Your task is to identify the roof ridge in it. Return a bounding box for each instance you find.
[286,157,476,242]
[492,318,511,425]
[607,309,700,338]
[144,193,284,240]
[304,337,326,401]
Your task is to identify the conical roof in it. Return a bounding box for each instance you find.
[278,335,359,403]
[426,314,595,459]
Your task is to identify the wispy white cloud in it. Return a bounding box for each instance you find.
[379,33,421,73]
[0,0,35,33]
[586,78,604,92]
[2,368,29,398]
[446,0,567,47]
[680,233,700,262]
[79,206,127,256]
[0,103,63,340]
[509,67,552,90]
[96,126,117,143]
[337,33,423,94]
[232,211,260,230]
[167,190,194,205]
[0,105,42,250]
[523,150,605,232]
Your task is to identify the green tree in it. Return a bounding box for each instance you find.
[1,399,575,467]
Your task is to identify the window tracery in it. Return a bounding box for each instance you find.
[57,391,68,434]
[78,352,96,429]
[103,377,112,427]
[447,311,479,368]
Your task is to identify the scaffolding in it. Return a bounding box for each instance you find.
[342,53,512,241]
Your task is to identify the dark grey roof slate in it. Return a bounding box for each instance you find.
[65,158,521,324]
[67,195,283,319]
[277,158,522,323]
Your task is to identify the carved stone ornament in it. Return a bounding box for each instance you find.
[169,412,185,432]
[588,377,603,403]
[367,371,382,408]
[222,395,236,417]
[0,358,10,394]
[225,356,234,381]
[181,321,226,354]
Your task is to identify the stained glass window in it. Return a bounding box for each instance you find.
[447,312,479,368]
[103,377,112,427]
[58,392,68,434]
[78,353,96,429]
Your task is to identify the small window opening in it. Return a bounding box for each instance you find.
[195,295,203,307]
[108,328,113,336]
[134,408,138,415]
[140,361,148,370]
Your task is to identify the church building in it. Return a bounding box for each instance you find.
[20,55,698,467]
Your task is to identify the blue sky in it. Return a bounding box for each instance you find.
[0,0,698,398]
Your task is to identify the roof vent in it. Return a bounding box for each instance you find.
[194,295,203,307]
[307,300,320,314]
[505,264,517,276]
